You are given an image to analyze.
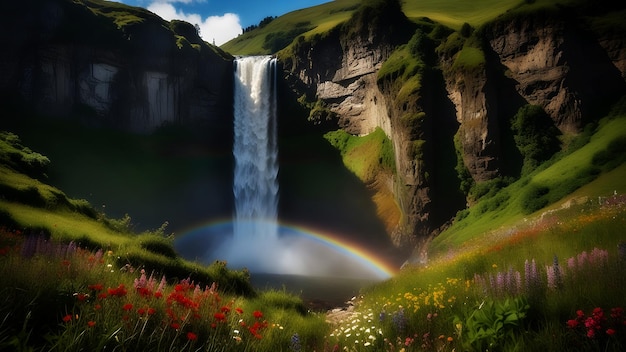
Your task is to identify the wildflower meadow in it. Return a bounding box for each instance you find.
[1,194,625,351]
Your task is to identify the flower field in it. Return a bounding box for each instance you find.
[1,195,625,351]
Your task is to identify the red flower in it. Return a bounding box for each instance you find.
[587,329,596,338]
[253,310,263,319]
[94,304,102,311]
[606,328,616,336]
[171,322,180,330]
[88,283,103,291]
[186,332,198,341]
[137,308,146,315]
[75,293,88,302]
[566,319,579,328]
[220,306,231,313]
[87,321,96,328]
[97,293,108,300]
[62,314,72,323]
[235,307,244,314]
[123,303,133,311]
[108,284,127,297]
[154,292,163,299]
[611,307,623,319]
[147,308,156,315]
[214,312,226,322]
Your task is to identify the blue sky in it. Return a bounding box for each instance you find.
[112,0,331,46]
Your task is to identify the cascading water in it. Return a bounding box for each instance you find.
[175,56,394,284]
[233,56,279,240]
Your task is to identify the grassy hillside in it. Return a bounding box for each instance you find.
[221,0,360,55]
[220,0,582,55]
[0,131,253,294]
[430,112,626,256]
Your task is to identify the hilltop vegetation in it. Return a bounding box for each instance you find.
[220,0,562,55]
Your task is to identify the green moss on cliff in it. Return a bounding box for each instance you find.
[324,128,395,182]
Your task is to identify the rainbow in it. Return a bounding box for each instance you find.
[278,222,398,279]
[176,219,398,279]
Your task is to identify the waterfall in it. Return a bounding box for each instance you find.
[232,56,279,240]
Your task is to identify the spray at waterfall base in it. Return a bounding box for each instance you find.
[175,220,395,280]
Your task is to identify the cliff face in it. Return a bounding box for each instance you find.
[283,2,626,246]
[446,7,626,183]
[282,2,424,246]
[0,0,233,139]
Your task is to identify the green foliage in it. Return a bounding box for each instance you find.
[254,290,308,315]
[454,133,474,195]
[591,135,626,172]
[135,233,177,259]
[460,22,473,37]
[455,297,530,351]
[520,183,550,214]
[100,213,134,234]
[0,131,50,179]
[469,177,512,202]
[511,105,561,175]
[342,0,413,42]
[452,45,486,71]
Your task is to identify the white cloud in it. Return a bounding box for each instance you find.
[147,2,242,46]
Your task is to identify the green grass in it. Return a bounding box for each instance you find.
[323,128,395,183]
[403,0,523,30]
[221,0,360,55]
[221,0,530,55]
[430,115,626,255]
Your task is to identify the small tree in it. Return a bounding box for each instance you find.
[511,105,561,174]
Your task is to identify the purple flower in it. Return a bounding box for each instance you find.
[392,309,407,334]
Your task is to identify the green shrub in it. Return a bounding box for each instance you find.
[520,184,550,214]
[455,297,530,351]
[591,135,626,171]
[460,22,473,38]
[136,234,177,259]
[511,105,561,175]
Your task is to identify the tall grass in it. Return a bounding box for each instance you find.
[0,231,327,351]
[326,195,625,351]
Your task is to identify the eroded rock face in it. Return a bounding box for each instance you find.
[443,9,626,184]
[285,3,626,247]
[0,0,234,138]
[484,11,626,133]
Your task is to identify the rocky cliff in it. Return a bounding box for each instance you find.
[281,0,626,246]
[0,0,234,140]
